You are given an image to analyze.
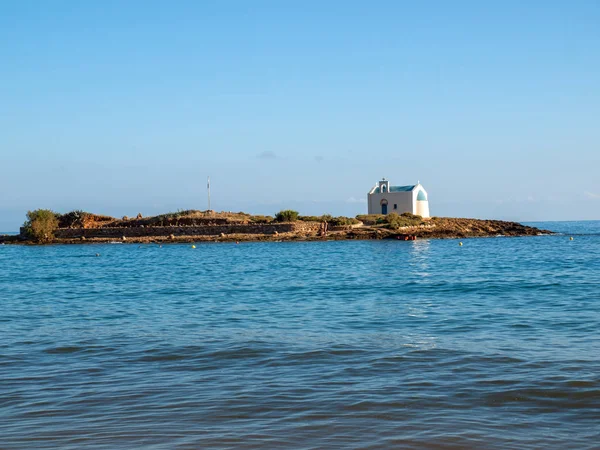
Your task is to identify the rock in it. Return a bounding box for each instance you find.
[220,233,226,237]
[169,234,175,240]
[80,236,86,241]
[122,236,127,241]
[122,216,129,221]
[136,213,143,219]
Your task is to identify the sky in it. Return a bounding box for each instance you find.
[1,1,599,230]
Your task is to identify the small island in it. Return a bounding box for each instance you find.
[0,209,551,245]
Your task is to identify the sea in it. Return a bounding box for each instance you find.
[1,221,599,449]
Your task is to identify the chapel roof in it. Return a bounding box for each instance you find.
[373,185,415,194]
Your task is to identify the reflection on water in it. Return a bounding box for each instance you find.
[409,239,431,276]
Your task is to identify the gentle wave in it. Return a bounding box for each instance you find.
[1,223,600,449]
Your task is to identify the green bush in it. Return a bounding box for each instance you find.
[298,214,335,223]
[356,214,385,225]
[385,212,423,230]
[356,213,423,228]
[298,214,359,225]
[385,213,401,229]
[274,210,299,222]
[401,212,422,220]
[298,215,322,222]
[23,209,59,242]
[58,210,89,228]
[329,216,360,226]
[249,215,274,223]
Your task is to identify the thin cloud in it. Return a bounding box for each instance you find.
[314,155,324,163]
[257,151,277,160]
[584,191,600,199]
[346,197,367,204]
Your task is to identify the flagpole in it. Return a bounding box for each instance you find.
[207,176,211,211]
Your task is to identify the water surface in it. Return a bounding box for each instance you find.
[1,221,599,449]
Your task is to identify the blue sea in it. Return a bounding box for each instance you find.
[1,221,599,449]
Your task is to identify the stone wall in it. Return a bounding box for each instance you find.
[0,234,22,243]
[290,221,324,234]
[52,222,322,239]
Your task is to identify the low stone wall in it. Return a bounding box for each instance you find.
[0,234,22,244]
[291,221,324,234]
[52,222,322,239]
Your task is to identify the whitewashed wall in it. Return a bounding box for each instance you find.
[412,185,430,218]
[368,191,413,215]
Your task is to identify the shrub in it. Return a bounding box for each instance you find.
[385,212,423,230]
[298,214,339,223]
[298,215,322,222]
[329,216,360,226]
[274,210,299,222]
[376,216,388,225]
[356,214,385,226]
[23,209,59,242]
[298,214,359,225]
[249,215,274,223]
[58,210,89,228]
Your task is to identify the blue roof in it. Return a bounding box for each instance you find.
[374,185,415,194]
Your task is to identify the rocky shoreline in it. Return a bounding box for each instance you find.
[1,217,552,245]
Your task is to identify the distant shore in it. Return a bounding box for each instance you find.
[2,210,553,245]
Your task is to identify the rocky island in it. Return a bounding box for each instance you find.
[0,209,552,245]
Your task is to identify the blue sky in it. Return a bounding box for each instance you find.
[1,1,599,230]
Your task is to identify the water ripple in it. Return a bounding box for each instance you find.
[1,225,600,449]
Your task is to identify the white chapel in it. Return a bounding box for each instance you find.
[367,178,430,218]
